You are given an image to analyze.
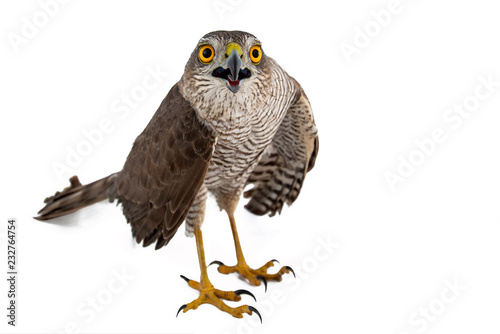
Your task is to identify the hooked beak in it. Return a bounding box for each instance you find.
[227,49,242,83]
[211,44,252,93]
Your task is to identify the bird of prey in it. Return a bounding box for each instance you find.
[36,30,319,321]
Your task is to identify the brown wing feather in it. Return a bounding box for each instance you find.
[244,81,318,217]
[115,83,215,249]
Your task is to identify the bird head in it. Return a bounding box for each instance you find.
[182,31,268,96]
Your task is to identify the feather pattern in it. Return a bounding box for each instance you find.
[115,82,216,249]
[36,31,319,250]
[243,82,319,216]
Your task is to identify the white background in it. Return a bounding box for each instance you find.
[1,0,500,333]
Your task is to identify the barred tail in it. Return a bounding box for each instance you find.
[35,174,117,221]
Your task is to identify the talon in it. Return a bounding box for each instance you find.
[285,266,296,278]
[208,260,225,267]
[248,306,262,323]
[271,259,280,264]
[176,304,187,317]
[234,289,257,302]
[256,275,268,292]
[180,275,190,283]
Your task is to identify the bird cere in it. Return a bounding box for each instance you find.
[36,31,319,321]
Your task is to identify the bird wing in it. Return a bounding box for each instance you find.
[115,83,216,249]
[244,79,319,216]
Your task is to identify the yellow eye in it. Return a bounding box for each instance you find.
[250,45,262,64]
[199,45,215,64]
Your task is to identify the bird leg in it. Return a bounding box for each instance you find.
[210,213,295,291]
[177,223,261,322]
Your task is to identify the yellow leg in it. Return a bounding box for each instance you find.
[210,213,295,290]
[177,224,261,321]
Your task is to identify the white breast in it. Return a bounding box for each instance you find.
[203,59,297,194]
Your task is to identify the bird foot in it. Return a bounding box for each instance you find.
[177,275,261,322]
[209,259,295,291]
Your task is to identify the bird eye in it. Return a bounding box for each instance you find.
[199,45,215,64]
[249,45,262,64]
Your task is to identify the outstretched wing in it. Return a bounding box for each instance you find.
[244,79,319,216]
[114,83,216,249]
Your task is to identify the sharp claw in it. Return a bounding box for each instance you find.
[180,275,190,283]
[271,259,280,264]
[208,260,224,267]
[176,304,187,317]
[234,289,257,302]
[285,266,296,278]
[248,306,262,323]
[256,275,268,292]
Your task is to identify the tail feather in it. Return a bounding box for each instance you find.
[35,174,117,221]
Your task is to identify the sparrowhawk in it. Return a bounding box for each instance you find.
[36,30,319,320]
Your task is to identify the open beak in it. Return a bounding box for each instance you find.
[211,43,252,93]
